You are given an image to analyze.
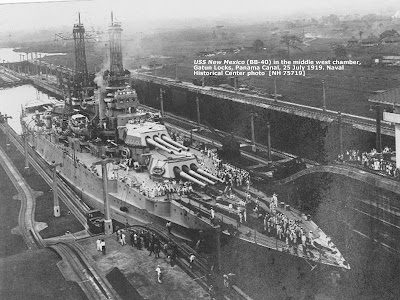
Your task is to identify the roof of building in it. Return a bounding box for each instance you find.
[348,36,358,42]
[382,36,400,43]
[381,55,400,60]
[369,86,400,105]
[362,35,380,44]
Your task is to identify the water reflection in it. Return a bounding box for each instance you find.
[0,85,54,134]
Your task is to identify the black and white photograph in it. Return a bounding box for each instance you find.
[0,0,400,299]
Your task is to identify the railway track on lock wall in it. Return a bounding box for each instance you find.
[0,125,120,300]
[0,124,89,228]
[0,144,44,250]
[50,242,121,300]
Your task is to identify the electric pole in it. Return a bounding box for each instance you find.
[92,155,115,235]
[50,161,63,217]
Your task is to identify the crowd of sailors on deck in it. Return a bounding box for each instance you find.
[199,145,251,190]
[219,162,251,191]
[339,147,400,179]
[214,191,319,256]
[139,180,195,198]
[263,208,315,254]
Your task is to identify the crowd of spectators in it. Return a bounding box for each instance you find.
[121,227,179,266]
[339,147,400,179]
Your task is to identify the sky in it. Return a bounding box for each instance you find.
[0,0,399,33]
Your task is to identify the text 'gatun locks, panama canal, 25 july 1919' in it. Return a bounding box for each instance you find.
[193,59,361,77]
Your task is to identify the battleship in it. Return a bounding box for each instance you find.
[19,13,349,270]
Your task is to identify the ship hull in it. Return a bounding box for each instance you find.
[27,130,212,241]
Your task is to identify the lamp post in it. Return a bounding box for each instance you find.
[267,122,272,161]
[274,77,278,101]
[322,80,327,112]
[338,111,343,159]
[38,54,42,75]
[93,155,115,235]
[160,88,164,117]
[196,95,201,127]
[3,114,12,151]
[22,133,31,175]
[190,128,199,145]
[49,161,63,217]
[250,112,256,152]
[35,52,38,75]
[375,105,382,153]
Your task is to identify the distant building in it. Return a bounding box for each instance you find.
[374,55,400,66]
[381,36,400,44]
[141,63,163,70]
[197,51,216,57]
[347,36,358,46]
[221,48,234,53]
[243,46,254,51]
[361,35,380,47]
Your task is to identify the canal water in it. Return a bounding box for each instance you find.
[0,85,55,134]
[1,84,400,299]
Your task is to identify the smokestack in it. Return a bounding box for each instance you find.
[98,89,106,122]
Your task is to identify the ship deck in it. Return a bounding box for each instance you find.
[75,143,219,200]
[60,137,349,269]
[179,187,349,269]
[26,109,349,269]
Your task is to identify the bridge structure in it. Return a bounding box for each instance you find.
[2,56,75,81]
[0,65,29,87]
[1,64,64,96]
